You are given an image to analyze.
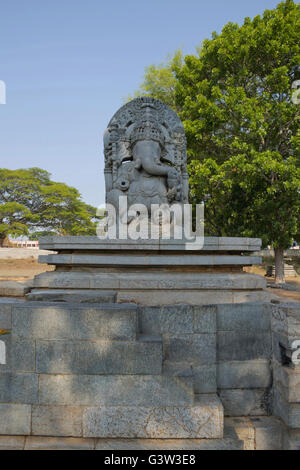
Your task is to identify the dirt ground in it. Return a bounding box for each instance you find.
[0,259,54,281]
[246,265,300,302]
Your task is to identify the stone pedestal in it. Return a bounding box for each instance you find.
[27,236,269,305]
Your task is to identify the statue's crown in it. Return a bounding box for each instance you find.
[130,104,164,147]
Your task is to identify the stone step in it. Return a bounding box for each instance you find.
[38,235,262,252]
[82,394,223,438]
[0,435,244,450]
[37,374,194,407]
[35,336,162,375]
[26,289,117,303]
[10,302,138,341]
[39,253,261,267]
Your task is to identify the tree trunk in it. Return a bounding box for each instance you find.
[0,237,6,248]
[274,247,285,284]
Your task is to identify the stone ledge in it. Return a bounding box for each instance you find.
[38,253,262,267]
[0,435,244,450]
[38,236,262,252]
[83,395,223,439]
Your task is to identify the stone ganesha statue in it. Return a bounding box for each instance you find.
[103,97,189,219]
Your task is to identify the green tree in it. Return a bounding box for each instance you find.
[133,0,300,283]
[0,168,98,246]
[176,0,300,283]
[128,50,183,110]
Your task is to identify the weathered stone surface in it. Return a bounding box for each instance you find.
[193,305,217,333]
[217,331,272,361]
[32,406,84,437]
[163,361,193,377]
[36,338,162,375]
[26,289,117,303]
[95,437,243,450]
[38,375,193,406]
[138,305,194,335]
[0,373,38,403]
[164,334,216,364]
[193,365,217,393]
[0,281,30,297]
[40,253,261,267]
[217,303,270,331]
[271,303,300,337]
[0,301,13,329]
[250,416,283,450]
[273,361,300,403]
[284,429,300,450]
[25,436,95,450]
[32,271,266,291]
[217,360,271,389]
[12,303,137,340]
[39,235,261,252]
[0,404,31,435]
[224,416,283,450]
[273,388,300,428]
[0,336,35,372]
[0,435,25,450]
[220,389,271,416]
[224,417,255,450]
[83,395,223,439]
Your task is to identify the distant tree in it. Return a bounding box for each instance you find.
[0,168,98,247]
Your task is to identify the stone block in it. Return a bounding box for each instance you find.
[217,303,270,331]
[12,303,137,340]
[250,416,283,450]
[220,389,271,416]
[36,338,162,375]
[193,364,217,393]
[27,289,117,303]
[138,305,194,335]
[224,417,255,450]
[0,436,25,450]
[38,374,194,406]
[0,404,31,435]
[0,281,30,297]
[0,301,12,329]
[32,406,84,437]
[217,331,271,361]
[284,429,300,450]
[271,303,300,338]
[193,305,217,333]
[95,437,243,450]
[273,361,300,403]
[164,334,216,364]
[163,361,193,377]
[0,336,35,373]
[25,436,95,450]
[273,388,300,428]
[0,372,38,403]
[217,360,271,389]
[83,395,223,439]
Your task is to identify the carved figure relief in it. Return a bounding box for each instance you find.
[103,97,189,218]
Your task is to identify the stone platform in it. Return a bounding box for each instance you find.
[27,236,269,305]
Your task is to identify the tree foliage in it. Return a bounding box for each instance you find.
[128,50,183,110]
[0,168,98,245]
[132,0,300,282]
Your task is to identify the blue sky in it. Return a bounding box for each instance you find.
[0,0,282,206]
